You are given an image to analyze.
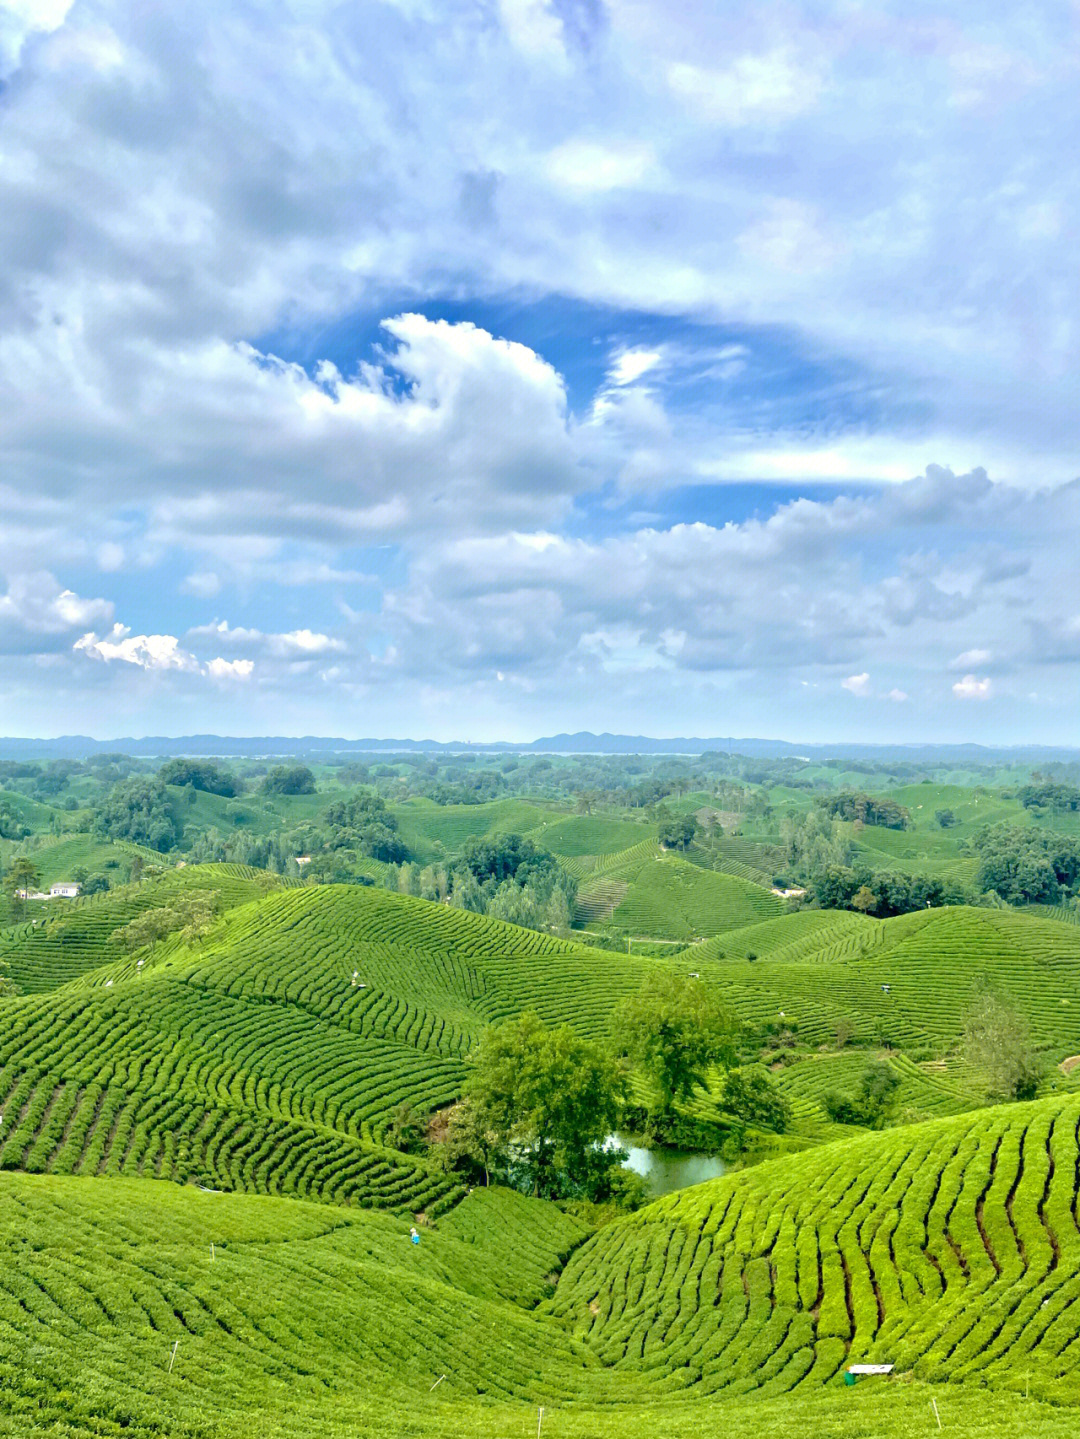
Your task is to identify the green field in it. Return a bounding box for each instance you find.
[2,769,1080,1439]
[6,1102,1080,1435]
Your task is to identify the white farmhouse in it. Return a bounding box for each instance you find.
[49,882,81,899]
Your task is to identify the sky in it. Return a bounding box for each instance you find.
[0,0,1078,744]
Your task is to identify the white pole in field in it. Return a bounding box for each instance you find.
[931,1396,941,1429]
[210,1242,215,1262]
[428,1375,445,1392]
[168,1340,179,1374]
[537,1405,544,1438]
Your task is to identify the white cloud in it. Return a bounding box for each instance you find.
[206,657,254,680]
[74,626,197,672]
[952,673,993,701]
[0,573,113,651]
[667,48,825,127]
[887,689,908,703]
[608,348,665,386]
[950,648,992,669]
[545,141,655,193]
[841,673,871,696]
[187,621,346,657]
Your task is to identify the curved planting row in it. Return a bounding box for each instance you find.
[549,1093,1080,1406]
[0,863,288,995]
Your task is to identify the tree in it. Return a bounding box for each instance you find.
[824,1060,901,1128]
[158,759,241,797]
[110,890,222,953]
[463,1011,623,1198]
[659,814,698,850]
[262,765,316,796]
[720,1066,791,1133]
[614,973,736,1122]
[851,884,878,914]
[963,989,1042,1101]
[95,778,180,851]
[8,857,42,896]
[935,808,958,828]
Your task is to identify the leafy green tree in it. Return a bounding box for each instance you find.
[935,808,958,827]
[720,1066,791,1133]
[659,814,698,850]
[824,1060,901,1127]
[963,989,1043,1101]
[95,778,180,851]
[262,765,317,796]
[320,790,408,863]
[158,759,241,797]
[614,973,736,1121]
[110,890,221,952]
[8,857,42,895]
[463,1011,623,1198]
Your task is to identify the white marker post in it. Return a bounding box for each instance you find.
[428,1375,445,1392]
[210,1243,215,1262]
[931,1396,941,1429]
[168,1340,179,1374]
[537,1405,544,1438]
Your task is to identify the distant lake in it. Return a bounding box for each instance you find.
[609,1133,727,1198]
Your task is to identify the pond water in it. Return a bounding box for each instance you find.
[609,1132,727,1198]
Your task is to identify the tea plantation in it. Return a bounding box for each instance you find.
[5,868,1080,1434]
[8,1106,1080,1436]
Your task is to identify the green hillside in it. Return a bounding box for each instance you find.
[7,1103,1080,1436]
[553,1093,1080,1408]
[0,862,286,994]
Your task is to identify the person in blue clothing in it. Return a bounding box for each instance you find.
[410,1226,420,1245]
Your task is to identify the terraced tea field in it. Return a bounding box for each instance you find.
[9,1104,1080,1436]
[552,1093,1080,1409]
[573,845,784,940]
[0,862,287,994]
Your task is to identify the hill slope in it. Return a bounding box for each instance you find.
[7,1101,1080,1435]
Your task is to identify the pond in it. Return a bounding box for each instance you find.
[609,1132,727,1198]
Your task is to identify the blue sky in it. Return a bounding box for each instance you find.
[0,0,1077,742]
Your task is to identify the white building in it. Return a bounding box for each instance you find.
[49,882,81,899]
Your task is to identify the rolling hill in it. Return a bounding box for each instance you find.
[6,1100,1080,1435]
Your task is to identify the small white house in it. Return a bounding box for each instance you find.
[49,882,81,899]
[296,856,312,867]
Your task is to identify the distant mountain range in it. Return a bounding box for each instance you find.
[2,732,1078,762]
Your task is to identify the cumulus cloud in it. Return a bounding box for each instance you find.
[0,0,1077,738]
[841,673,871,697]
[74,627,198,672]
[954,670,995,699]
[952,673,993,701]
[0,573,113,653]
[206,657,254,680]
[188,621,346,657]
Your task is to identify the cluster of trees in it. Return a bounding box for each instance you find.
[824,1060,901,1127]
[158,759,242,797]
[319,791,408,863]
[812,865,968,916]
[110,889,222,952]
[424,774,507,805]
[422,974,790,1203]
[658,814,698,850]
[262,765,317,796]
[818,792,911,830]
[973,825,1080,905]
[1019,781,1080,814]
[94,779,181,851]
[776,809,854,884]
